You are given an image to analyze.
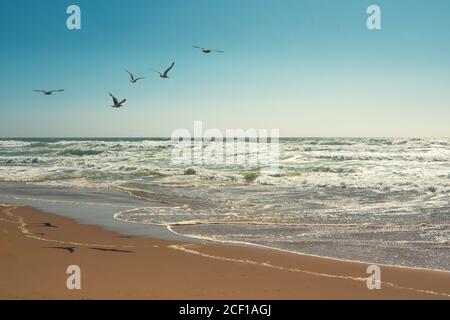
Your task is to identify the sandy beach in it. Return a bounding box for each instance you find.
[0,204,449,300]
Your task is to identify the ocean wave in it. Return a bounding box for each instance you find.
[113,206,450,231]
[0,140,32,148]
[0,157,41,164]
[295,166,356,174]
[317,140,356,146]
[307,152,450,162]
[0,138,448,194]
[57,149,105,156]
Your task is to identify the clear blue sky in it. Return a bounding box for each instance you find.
[0,0,449,137]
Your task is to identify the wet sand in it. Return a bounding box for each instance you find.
[0,204,449,300]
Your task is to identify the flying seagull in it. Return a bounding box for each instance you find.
[193,46,224,54]
[109,93,126,108]
[126,70,144,83]
[152,62,175,79]
[33,89,65,95]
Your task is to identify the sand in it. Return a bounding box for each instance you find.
[0,204,449,300]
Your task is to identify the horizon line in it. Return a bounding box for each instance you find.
[1,136,449,139]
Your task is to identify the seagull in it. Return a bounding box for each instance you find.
[126,70,144,83]
[193,46,224,54]
[109,93,126,108]
[152,62,175,79]
[33,89,65,95]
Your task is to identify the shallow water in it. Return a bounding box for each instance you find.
[0,138,449,270]
[0,182,190,241]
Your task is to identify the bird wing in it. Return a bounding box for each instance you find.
[109,93,119,105]
[126,70,135,80]
[135,77,145,81]
[212,49,224,53]
[163,62,175,76]
[51,89,65,93]
[193,46,202,49]
[119,99,127,105]
[33,90,46,92]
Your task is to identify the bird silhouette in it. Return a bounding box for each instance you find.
[193,46,223,54]
[33,89,65,95]
[152,62,175,78]
[126,70,144,83]
[109,93,127,108]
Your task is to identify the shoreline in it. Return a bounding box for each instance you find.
[165,224,450,275]
[1,179,448,273]
[113,195,450,274]
[1,204,449,299]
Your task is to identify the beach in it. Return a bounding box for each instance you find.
[2,0,450,305]
[1,138,449,272]
[1,204,449,300]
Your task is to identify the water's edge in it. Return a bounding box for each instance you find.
[1,182,448,273]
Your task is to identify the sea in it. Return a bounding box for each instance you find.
[0,137,449,271]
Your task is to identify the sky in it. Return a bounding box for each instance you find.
[0,0,449,137]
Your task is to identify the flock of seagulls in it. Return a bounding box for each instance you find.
[33,45,224,109]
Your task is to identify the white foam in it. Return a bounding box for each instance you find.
[111,206,450,274]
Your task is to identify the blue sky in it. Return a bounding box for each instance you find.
[0,0,449,137]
